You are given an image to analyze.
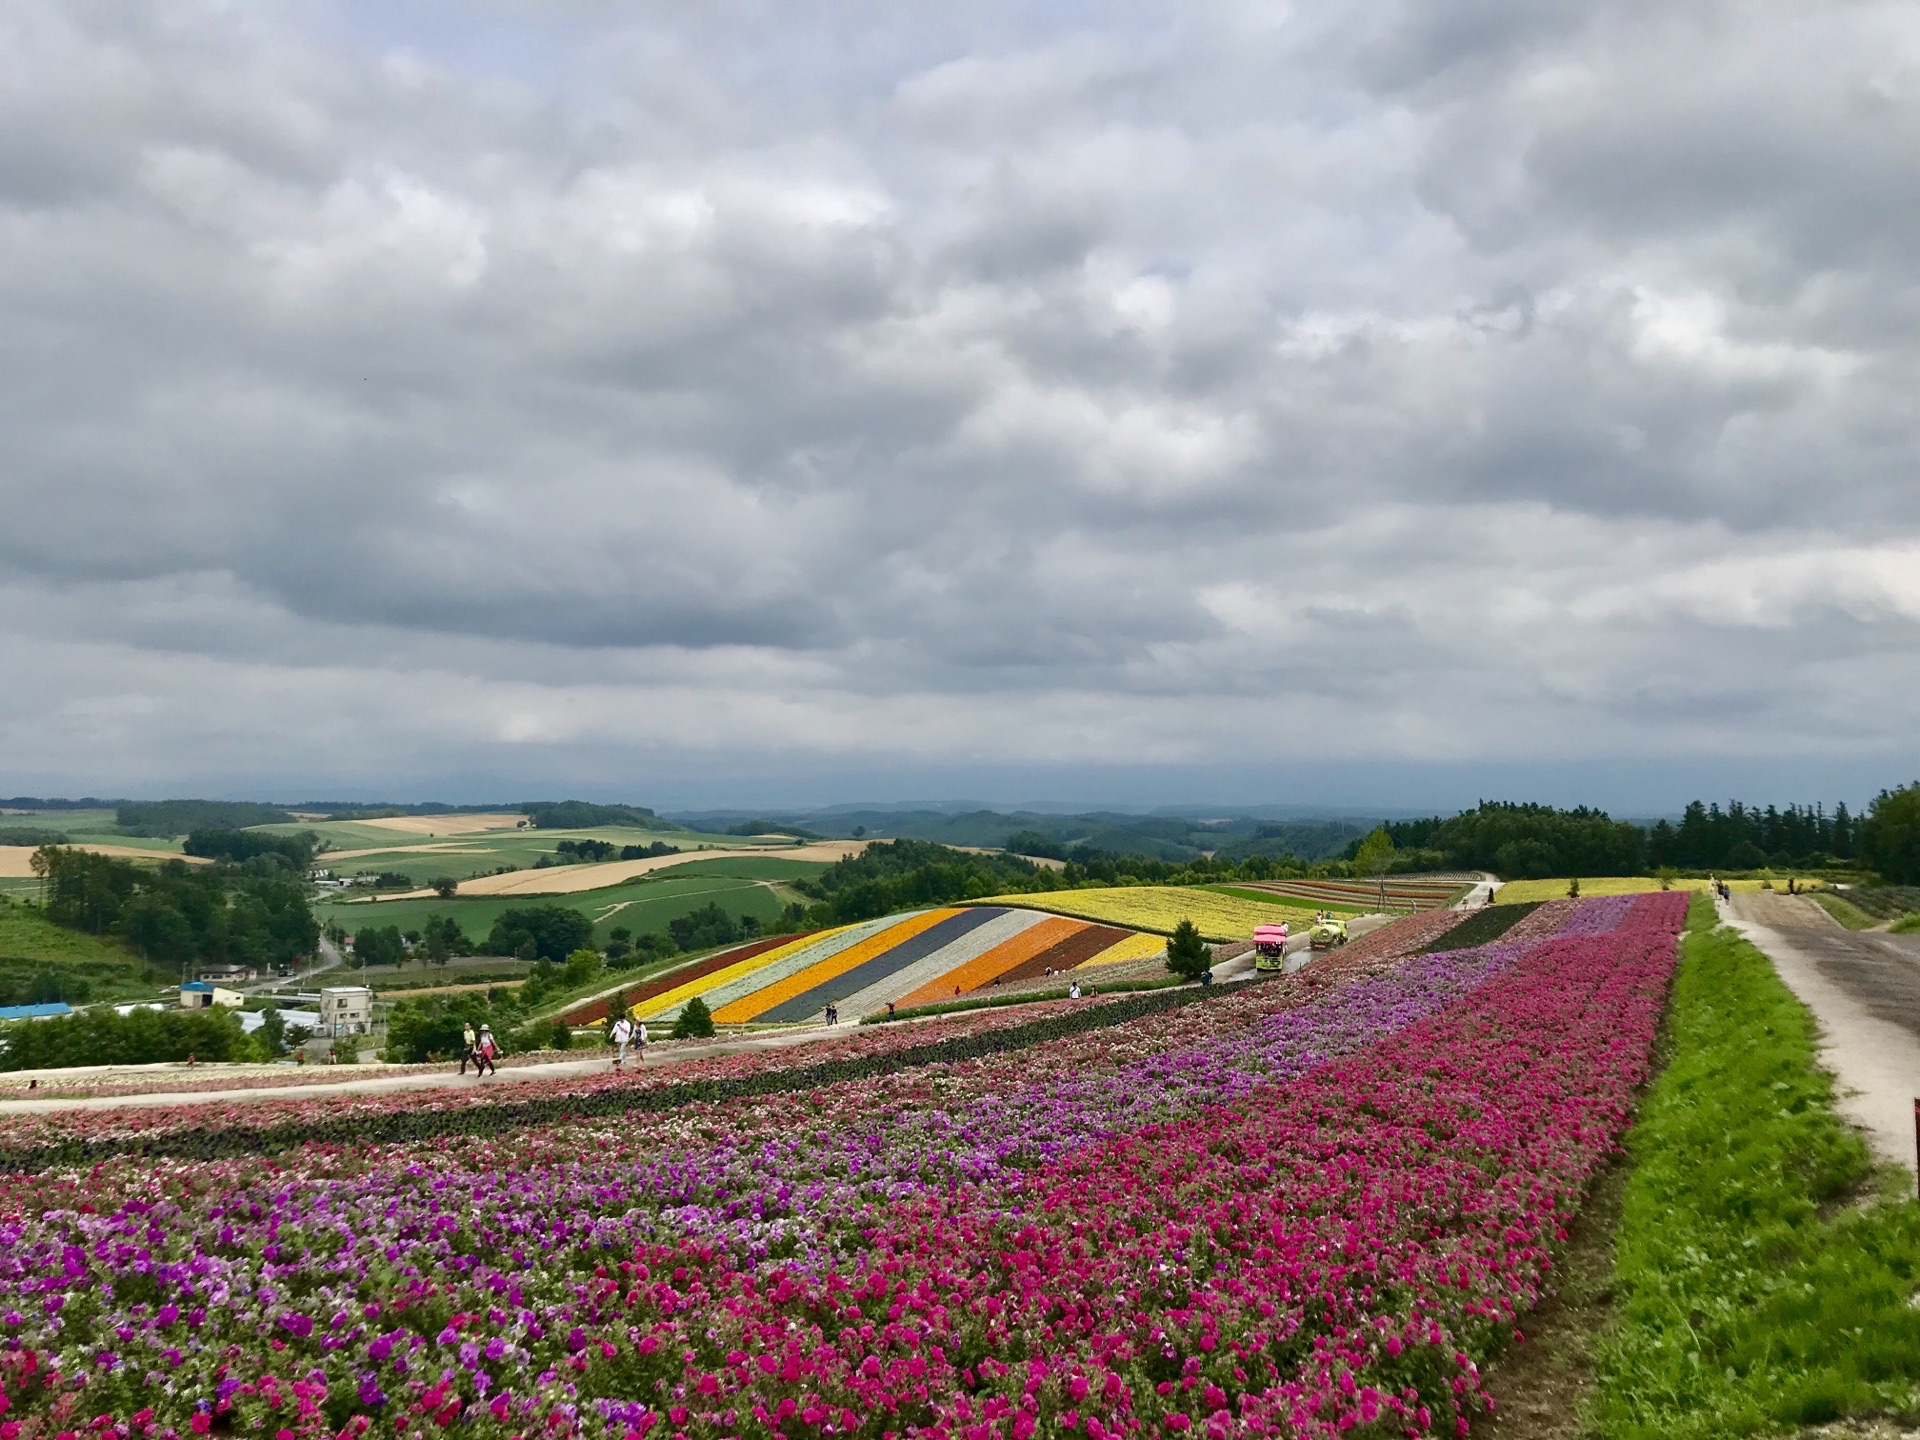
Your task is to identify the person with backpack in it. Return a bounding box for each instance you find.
[472,1024,498,1077]
[610,1014,634,1070]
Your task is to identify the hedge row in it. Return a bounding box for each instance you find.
[0,982,1240,1174]
[1420,900,1541,953]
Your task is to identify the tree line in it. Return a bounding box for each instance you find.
[1368,789,1917,881]
[0,1003,300,1071]
[30,846,318,975]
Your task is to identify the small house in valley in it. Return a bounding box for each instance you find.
[319,985,374,1037]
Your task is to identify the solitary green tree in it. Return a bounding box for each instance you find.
[672,995,716,1039]
[1353,827,1397,910]
[1165,919,1210,981]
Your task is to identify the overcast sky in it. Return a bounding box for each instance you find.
[3,0,1917,813]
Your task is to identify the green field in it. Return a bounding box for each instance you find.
[653,856,826,881]
[0,809,184,852]
[268,820,795,882]
[0,898,165,1002]
[318,872,795,947]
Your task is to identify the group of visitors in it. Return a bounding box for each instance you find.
[459,1021,498,1077]
[610,1014,647,1068]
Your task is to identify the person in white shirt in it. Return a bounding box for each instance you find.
[610,1015,634,1069]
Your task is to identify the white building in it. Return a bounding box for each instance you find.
[179,981,244,1010]
[318,985,374,1037]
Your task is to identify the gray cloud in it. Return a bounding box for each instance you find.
[2,0,1916,805]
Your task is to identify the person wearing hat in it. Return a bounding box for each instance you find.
[473,1023,498,1077]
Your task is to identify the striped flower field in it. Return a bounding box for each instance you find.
[970,885,1317,942]
[0,893,1688,1439]
[624,908,1165,1024]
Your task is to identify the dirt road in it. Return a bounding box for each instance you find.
[1724,891,1920,1180]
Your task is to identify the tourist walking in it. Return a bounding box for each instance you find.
[459,1020,477,1075]
[633,1020,648,1064]
[472,1024,498,1077]
[610,1014,634,1070]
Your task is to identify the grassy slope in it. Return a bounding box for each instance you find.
[1808,892,1881,930]
[0,899,160,1001]
[1590,895,1920,1437]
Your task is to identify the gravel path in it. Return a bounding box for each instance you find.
[0,1023,868,1115]
[1724,891,1920,1180]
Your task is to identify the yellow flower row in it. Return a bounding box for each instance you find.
[1492,875,1826,904]
[1077,930,1168,968]
[973,886,1316,943]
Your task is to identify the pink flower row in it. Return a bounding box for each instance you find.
[505,892,1686,1438]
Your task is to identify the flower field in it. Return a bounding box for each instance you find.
[616,910,1166,1025]
[1226,879,1470,912]
[1491,876,1823,905]
[0,892,1688,1438]
[971,887,1318,942]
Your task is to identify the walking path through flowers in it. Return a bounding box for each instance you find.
[0,1021,914,1113]
[0,892,1688,1439]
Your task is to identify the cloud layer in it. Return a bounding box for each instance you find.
[4,0,1917,806]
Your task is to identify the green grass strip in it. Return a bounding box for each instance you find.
[1590,894,1920,1437]
[1416,899,1539,953]
[1807,892,1881,931]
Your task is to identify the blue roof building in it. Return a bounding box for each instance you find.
[0,1002,73,1022]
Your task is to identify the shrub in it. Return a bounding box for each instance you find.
[548,1020,573,1050]
[672,996,716,1039]
[1164,918,1210,980]
[561,948,602,988]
